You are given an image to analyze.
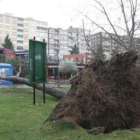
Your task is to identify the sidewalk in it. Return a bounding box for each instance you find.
[0,80,71,88]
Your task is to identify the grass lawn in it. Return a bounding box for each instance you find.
[0,87,140,140]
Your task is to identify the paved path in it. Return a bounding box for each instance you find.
[0,82,71,88]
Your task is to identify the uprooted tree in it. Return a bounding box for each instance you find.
[45,50,140,133]
[43,0,140,134]
[2,51,140,133]
[0,76,66,99]
[1,0,140,134]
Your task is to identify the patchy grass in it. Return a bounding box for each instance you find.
[0,88,140,140]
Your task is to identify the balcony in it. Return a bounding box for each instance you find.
[17,21,24,24]
[17,37,23,41]
[17,32,23,35]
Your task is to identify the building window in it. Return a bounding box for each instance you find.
[18,24,23,27]
[17,40,23,44]
[17,35,23,38]
[49,29,54,33]
[17,29,23,32]
[18,18,24,22]
[17,46,23,50]
[49,40,54,44]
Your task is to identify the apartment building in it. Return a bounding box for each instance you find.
[67,26,90,54]
[90,32,140,60]
[48,28,69,59]
[48,28,60,57]
[48,26,91,59]
[59,29,69,58]
[0,13,48,50]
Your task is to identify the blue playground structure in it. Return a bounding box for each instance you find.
[0,63,13,86]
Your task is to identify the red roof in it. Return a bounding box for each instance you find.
[0,48,15,57]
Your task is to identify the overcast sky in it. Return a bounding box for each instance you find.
[0,0,139,35]
[0,0,89,29]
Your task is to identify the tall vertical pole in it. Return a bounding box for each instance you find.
[43,39,46,103]
[33,37,36,105]
[47,29,49,79]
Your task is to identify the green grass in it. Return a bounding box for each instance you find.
[0,88,140,140]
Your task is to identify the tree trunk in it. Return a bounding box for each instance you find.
[0,76,66,99]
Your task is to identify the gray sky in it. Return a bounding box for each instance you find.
[0,0,89,29]
[0,0,139,36]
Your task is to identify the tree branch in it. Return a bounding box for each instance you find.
[82,20,103,61]
[93,0,127,49]
[78,10,128,50]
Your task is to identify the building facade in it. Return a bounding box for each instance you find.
[59,29,69,58]
[0,13,93,59]
[48,28,60,57]
[63,53,89,64]
[48,28,69,58]
[0,13,48,50]
[90,32,140,60]
[48,26,90,59]
[67,26,90,54]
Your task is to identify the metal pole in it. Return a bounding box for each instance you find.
[33,37,36,105]
[43,39,46,103]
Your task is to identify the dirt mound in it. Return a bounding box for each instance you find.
[45,51,140,133]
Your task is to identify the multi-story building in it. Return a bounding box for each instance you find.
[48,28,61,57]
[48,28,69,59]
[59,29,69,58]
[90,32,116,59]
[0,13,48,50]
[67,26,90,54]
[48,26,91,59]
[90,32,140,60]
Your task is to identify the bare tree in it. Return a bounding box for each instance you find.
[82,20,103,60]
[80,0,140,54]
